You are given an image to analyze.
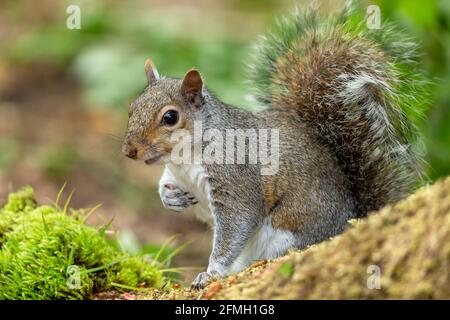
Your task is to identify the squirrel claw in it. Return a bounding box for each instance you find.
[159,183,197,212]
[191,271,218,290]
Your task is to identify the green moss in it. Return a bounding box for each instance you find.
[0,186,165,299]
[277,261,294,279]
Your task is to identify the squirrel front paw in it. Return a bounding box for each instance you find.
[159,183,198,212]
[191,271,220,290]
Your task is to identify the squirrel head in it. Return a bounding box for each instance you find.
[122,58,204,165]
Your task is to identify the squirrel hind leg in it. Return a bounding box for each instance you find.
[229,217,297,274]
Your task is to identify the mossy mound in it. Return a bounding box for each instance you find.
[0,186,165,299]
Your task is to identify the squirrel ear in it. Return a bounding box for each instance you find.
[144,58,160,85]
[181,69,203,108]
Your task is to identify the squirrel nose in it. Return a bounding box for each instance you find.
[124,146,138,159]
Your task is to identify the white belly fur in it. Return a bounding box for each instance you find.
[230,217,296,274]
[166,163,296,275]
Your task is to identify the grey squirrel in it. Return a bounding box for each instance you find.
[122,3,426,289]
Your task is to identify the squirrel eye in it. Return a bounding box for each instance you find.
[161,110,179,126]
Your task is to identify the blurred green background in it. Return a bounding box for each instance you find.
[0,0,449,282]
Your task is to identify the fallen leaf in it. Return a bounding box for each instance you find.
[204,282,222,300]
[121,293,136,300]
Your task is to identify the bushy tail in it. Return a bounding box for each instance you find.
[249,3,428,215]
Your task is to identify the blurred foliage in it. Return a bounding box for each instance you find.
[1,0,449,181]
[0,138,20,170]
[37,144,81,181]
[376,0,450,180]
[3,0,256,108]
